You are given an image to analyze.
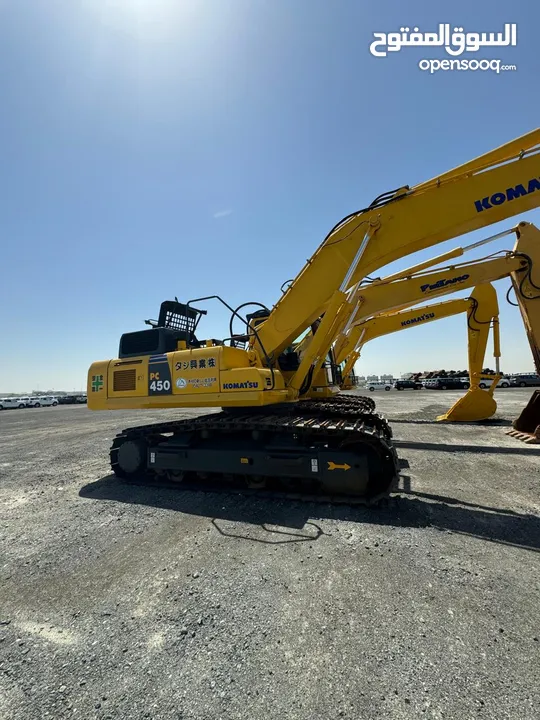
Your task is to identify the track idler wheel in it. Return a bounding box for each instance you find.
[111,437,147,479]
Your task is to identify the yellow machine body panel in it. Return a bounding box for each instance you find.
[88,345,289,411]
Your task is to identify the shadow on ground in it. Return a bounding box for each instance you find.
[394,440,540,455]
[80,475,540,552]
[390,417,513,427]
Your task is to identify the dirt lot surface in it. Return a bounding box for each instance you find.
[1,389,539,720]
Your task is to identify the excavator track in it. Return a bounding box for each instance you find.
[297,396,387,435]
[303,394,377,415]
[109,406,399,504]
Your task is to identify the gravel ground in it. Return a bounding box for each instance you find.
[1,389,539,720]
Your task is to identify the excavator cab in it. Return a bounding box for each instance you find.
[119,301,207,358]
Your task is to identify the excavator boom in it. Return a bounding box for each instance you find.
[255,129,540,360]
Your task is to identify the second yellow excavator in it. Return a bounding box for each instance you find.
[299,220,539,426]
[339,287,498,391]
[339,284,501,422]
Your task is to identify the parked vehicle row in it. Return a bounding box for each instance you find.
[424,377,472,390]
[0,396,60,410]
[0,396,59,410]
[424,374,540,389]
[366,374,540,391]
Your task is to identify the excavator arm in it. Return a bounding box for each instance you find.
[254,129,540,365]
[338,284,501,422]
[437,283,501,423]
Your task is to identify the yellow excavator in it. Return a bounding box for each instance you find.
[88,128,540,499]
[339,284,502,423]
[338,286,498,390]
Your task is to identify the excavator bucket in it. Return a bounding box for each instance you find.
[436,387,497,423]
[505,390,540,443]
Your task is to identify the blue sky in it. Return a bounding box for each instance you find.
[1,0,539,392]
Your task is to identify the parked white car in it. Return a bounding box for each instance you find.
[28,396,59,407]
[367,381,392,391]
[0,398,27,410]
[477,377,511,389]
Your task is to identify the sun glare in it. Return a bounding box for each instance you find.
[86,0,198,40]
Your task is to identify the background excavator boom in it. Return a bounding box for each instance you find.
[339,286,497,386]
[333,223,540,375]
[337,284,501,423]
